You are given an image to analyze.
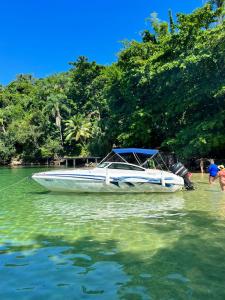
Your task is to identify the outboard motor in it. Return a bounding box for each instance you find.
[170,162,194,190]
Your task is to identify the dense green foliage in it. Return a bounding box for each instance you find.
[0,2,225,163]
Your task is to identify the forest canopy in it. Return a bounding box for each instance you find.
[0,1,225,164]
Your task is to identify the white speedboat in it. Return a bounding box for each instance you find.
[32,148,188,193]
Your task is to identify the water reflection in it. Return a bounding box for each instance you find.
[2,207,225,300]
[2,169,225,299]
[34,193,185,224]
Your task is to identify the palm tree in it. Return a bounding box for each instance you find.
[43,92,70,146]
[64,114,92,146]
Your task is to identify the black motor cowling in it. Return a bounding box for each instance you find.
[170,162,194,190]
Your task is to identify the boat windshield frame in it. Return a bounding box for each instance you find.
[98,148,170,171]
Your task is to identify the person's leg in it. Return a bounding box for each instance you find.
[209,176,214,184]
[220,181,225,191]
[219,178,225,191]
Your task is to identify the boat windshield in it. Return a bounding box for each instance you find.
[108,163,145,171]
[97,162,110,168]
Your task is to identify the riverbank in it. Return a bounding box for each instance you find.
[0,156,101,168]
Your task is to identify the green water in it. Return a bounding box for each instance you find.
[1,167,225,300]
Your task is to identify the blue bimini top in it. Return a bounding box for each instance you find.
[112,148,158,156]
[208,164,219,176]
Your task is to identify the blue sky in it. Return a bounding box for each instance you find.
[0,0,204,84]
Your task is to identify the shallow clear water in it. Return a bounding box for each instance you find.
[1,167,225,300]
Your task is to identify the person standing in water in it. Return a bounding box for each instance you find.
[200,158,204,174]
[208,159,219,184]
[217,165,225,191]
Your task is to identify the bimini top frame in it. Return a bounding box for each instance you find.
[98,148,168,170]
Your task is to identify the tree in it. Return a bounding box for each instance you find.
[42,77,71,146]
[44,94,67,145]
[0,2,225,163]
[210,0,225,8]
[64,114,92,148]
[168,9,175,34]
[68,56,104,113]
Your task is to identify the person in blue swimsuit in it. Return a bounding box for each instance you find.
[208,159,219,184]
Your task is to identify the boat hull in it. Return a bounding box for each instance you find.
[32,176,183,193]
